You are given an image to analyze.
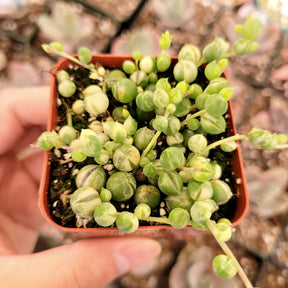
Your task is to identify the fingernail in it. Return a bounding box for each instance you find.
[114,239,162,274]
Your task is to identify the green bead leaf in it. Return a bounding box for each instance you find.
[165,187,193,211]
[130,70,149,88]
[139,56,156,74]
[112,144,140,172]
[58,80,76,97]
[134,185,160,209]
[153,88,170,108]
[159,30,172,50]
[168,207,190,229]
[77,47,92,64]
[160,147,185,171]
[205,94,228,117]
[134,127,155,151]
[190,199,216,223]
[116,211,139,233]
[203,41,222,62]
[134,203,151,219]
[58,125,77,145]
[204,61,222,81]
[173,60,198,84]
[84,92,109,116]
[112,78,138,103]
[50,42,63,52]
[100,188,112,202]
[212,255,238,279]
[94,203,117,227]
[200,113,226,135]
[178,44,201,64]
[188,134,208,153]
[241,17,262,40]
[214,222,232,242]
[80,134,102,157]
[136,90,156,112]
[76,164,106,191]
[157,51,171,72]
[122,60,136,74]
[187,180,213,201]
[210,179,233,205]
[152,115,168,131]
[106,172,136,202]
[158,171,183,196]
[70,187,101,218]
[37,131,55,150]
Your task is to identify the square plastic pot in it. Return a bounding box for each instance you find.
[39,55,249,238]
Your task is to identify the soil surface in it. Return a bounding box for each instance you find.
[2,0,288,287]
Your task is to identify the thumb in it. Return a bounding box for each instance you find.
[0,237,161,288]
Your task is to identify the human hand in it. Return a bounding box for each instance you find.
[0,87,161,288]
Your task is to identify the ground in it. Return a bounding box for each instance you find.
[1,0,288,287]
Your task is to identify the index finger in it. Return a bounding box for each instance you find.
[0,86,50,155]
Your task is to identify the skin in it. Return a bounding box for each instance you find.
[0,87,161,288]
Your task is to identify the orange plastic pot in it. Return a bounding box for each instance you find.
[39,55,249,238]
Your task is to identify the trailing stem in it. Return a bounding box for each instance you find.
[42,44,94,72]
[141,130,161,160]
[274,144,288,150]
[67,111,73,127]
[198,134,248,156]
[186,134,248,167]
[207,220,255,288]
[145,216,171,225]
[140,110,170,160]
[180,109,206,127]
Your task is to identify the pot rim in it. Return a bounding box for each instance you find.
[39,54,249,236]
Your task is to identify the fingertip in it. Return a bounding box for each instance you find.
[114,238,162,274]
[0,86,50,155]
[0,237,162,288]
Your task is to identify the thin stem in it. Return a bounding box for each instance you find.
[196,52,236,68]
[140,110,169,160]
[274,144,288,149]
[180,109,206,127]
[17,145,42,160]
[45,45,94,71]
[207,220,254,288]
[189,104,197,111]
[67,111,73,127]
[155,167,165,173]
[196,58,205,67]
[102,80,107,94]
[145,216,194,227]
[145,216,171,225]
[179,166,198,172]
[59,158,74,164]
[100,149,111,155]
[30,144,75,151]
[63,53,93,71]
[221,52,237,58]
[198,134,248,156]
[141,130,161,159]
[185,134,247,167]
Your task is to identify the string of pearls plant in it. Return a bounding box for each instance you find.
[38,16,286,288]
